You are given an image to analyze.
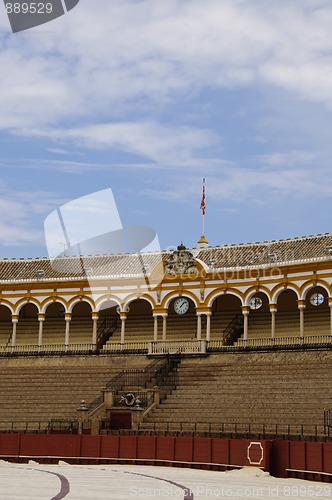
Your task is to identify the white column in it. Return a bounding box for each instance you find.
[162,314,167,341]
[298,301,306,338]
[65,313,71,348]
[120,314,126,344]
[92,312,99,345]
[197,314,202,340]
[270,305,277,339]
[11,314,18,348]
[242,307,249,340]
[38,313,45,347]
[206,312,211,342]
[153,315,158,341]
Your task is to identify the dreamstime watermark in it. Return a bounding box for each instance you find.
[3,0,80,33]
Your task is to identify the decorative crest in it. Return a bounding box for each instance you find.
[165,244,198,276]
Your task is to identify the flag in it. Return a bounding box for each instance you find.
[200,178,206,216]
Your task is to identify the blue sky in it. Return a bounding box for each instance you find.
[1,0,332,258]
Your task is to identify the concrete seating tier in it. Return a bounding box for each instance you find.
[141,350,332,433]
[0,355,148,431]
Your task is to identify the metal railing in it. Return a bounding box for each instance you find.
[87,356,178,414]
[138,421,327,438]
[223,314,244,345]
[97,317,118,348]
[1,334,332,358]
[0,343,97,356]
[148,339,207,355]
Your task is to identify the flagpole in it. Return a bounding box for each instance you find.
[198,178,208,247]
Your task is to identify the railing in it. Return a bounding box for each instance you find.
[87,357,170,414]
[148,340,207,355]
[236,335,332,348]
[223,314,244,345]
[0,420,49,433]
[138,421,327,438]
[1,335,332,357]
[97,317,118,348]
[0,343,97,356]
[324,408,332,435]
[102,342,148,353]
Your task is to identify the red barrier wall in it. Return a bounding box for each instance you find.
[0,434,270,471]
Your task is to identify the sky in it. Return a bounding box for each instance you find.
[1,0,332,258]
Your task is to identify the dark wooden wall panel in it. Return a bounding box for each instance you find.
[0,434,20,457]
[193,437,212,464]
[137,436,156,460]
[211,438,229,465]
[156,436,175,461]
[289,442,306,471]
[80,435,101,458]
[100,435,119,459]
[306,442,323,472]
[118,435,137,459]
[174,437,193,463]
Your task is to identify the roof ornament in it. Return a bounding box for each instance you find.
[165,244,198,276]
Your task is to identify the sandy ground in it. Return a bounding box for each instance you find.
[0,461,330,500]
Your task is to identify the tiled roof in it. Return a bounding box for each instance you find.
[196,233,332,269]
[0,233,331,283]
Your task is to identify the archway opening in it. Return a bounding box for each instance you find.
[305,286,330,338]
[210,294,242,341]
[0,305,12,346]
[167,296,196,341]
[125,299,153,344]
[247,292,270,341]
[275,290,298,338]
[16,303,39,346]
[71,301,93,344]
[43,302,66,345]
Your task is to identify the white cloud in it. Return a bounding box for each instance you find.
[1,0,332,134]
[17,122,218,163]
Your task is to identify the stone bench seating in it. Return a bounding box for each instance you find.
[0,355,148,426]
[141,351,332,435]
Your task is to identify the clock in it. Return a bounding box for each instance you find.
[174,297,190,315]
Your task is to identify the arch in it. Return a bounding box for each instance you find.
[0,300,14,314]
[41,297,68,314]
[96,296,121,312]
[162,290,199,310]
[123,294,156,311]
[244,287,271,307]
[206,288,244,309]
[271,284,301,304]
[301,280,331,300]
[14,298,41,315]
[67,296,95,313]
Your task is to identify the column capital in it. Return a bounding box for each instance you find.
[92,312,99,320]
[11,314,19,323]
[65,312,72,321]
[38,313,45,321]
[196,307,212,315]
[269,304,277,313]
[297,300,306,310]
[242,306,250,315]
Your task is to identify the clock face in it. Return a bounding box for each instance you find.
[174,297,190,315]
[310,292,324,306]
